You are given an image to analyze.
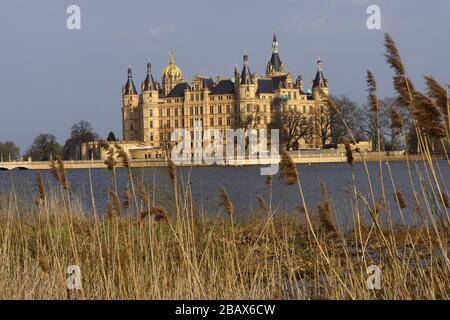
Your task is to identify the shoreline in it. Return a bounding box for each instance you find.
[0,154,447,171]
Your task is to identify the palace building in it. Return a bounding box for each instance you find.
[121,34,329,158]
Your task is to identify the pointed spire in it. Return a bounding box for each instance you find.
[313,57,327,89]
[267,34,283,75]
[144,62,157,91]
[317,56,322,71]
[272,34,278,53]
[128,65,133,79]
[241,51,253,84]
[124,65,138,95]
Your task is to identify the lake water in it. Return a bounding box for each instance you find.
[1,161,448,226]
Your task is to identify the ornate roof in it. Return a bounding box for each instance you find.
[240,54,253,84]
[162,52,182,79]
[124,66,138,95]
[143,62,157,91]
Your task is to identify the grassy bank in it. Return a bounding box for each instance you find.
[0,157,448,299]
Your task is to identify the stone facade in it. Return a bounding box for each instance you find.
[122,35,329,153]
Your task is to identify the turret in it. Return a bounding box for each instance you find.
[141,62,159,143]
[312,57,328,100]
[122,65,140,141]
[266,34,285,76]
[238,53,257,114]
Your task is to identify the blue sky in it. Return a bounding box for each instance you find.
[0,0,449,152]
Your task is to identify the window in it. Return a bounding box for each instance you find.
[234,105,238,113]
[150,134,153,141]
[159,109,162,117]
[195,107,199,115]
[210,118,214,126]
[150,121,153,128]
[190,119,194,127]
[218,117,222,126]
[167,109,170,117]
[226,105,230,113]
[150,109,153,117]
[210,106,214,114]
[190,107,193,115]
[175,108,178,116]
[175,119,179,128]
[166,119,170,128]
[218,105,222,114]
[246,104,251,112]
[226,117,231,125]
[159,120,163,127]
[195,94,199,101]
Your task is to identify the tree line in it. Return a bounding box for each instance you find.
[0,121,117,162]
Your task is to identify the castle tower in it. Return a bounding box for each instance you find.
[266,34,285,76]
[238,53,257,121]
[122,65,140,141]
[162,52,183,95]
[141,62,159,143]
[312,56,328,100]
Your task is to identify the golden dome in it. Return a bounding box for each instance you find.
[162,52,182,79]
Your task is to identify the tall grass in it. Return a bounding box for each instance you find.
[0,34,448,300]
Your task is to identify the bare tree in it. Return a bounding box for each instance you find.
[313,103,337,148]
[270,107,314,150]
[63,120,99,160]
[24,134,61,161]
[360,97,409,151]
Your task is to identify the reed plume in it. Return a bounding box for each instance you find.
[49,160,61,184]
[56,157,70,190]
[219,186,233,216]
[367,70,379,113]
[49,157,70,190]
[384,33,415,109]
[279,150,298,185]
[317,182,336,233]
[257,195,267,212]
[123,188,131,210]
[167,159,176,183]
[384,33,446,138]
[412,91,446,138]
[395,191,407,209]
[150,206,168,222]
[115,144,130,168]
[390,108,403,130]
[343,138,354,166]
[108,189,121,217]
[139,182,148,211]
[442,194,450,208]
[373,202,382,216]
[36,172,46,205]
[104,146,117,171]
[106,202,113,219]
[424,76,449,117]
[37,251,50,274]
[266,175,272,188]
